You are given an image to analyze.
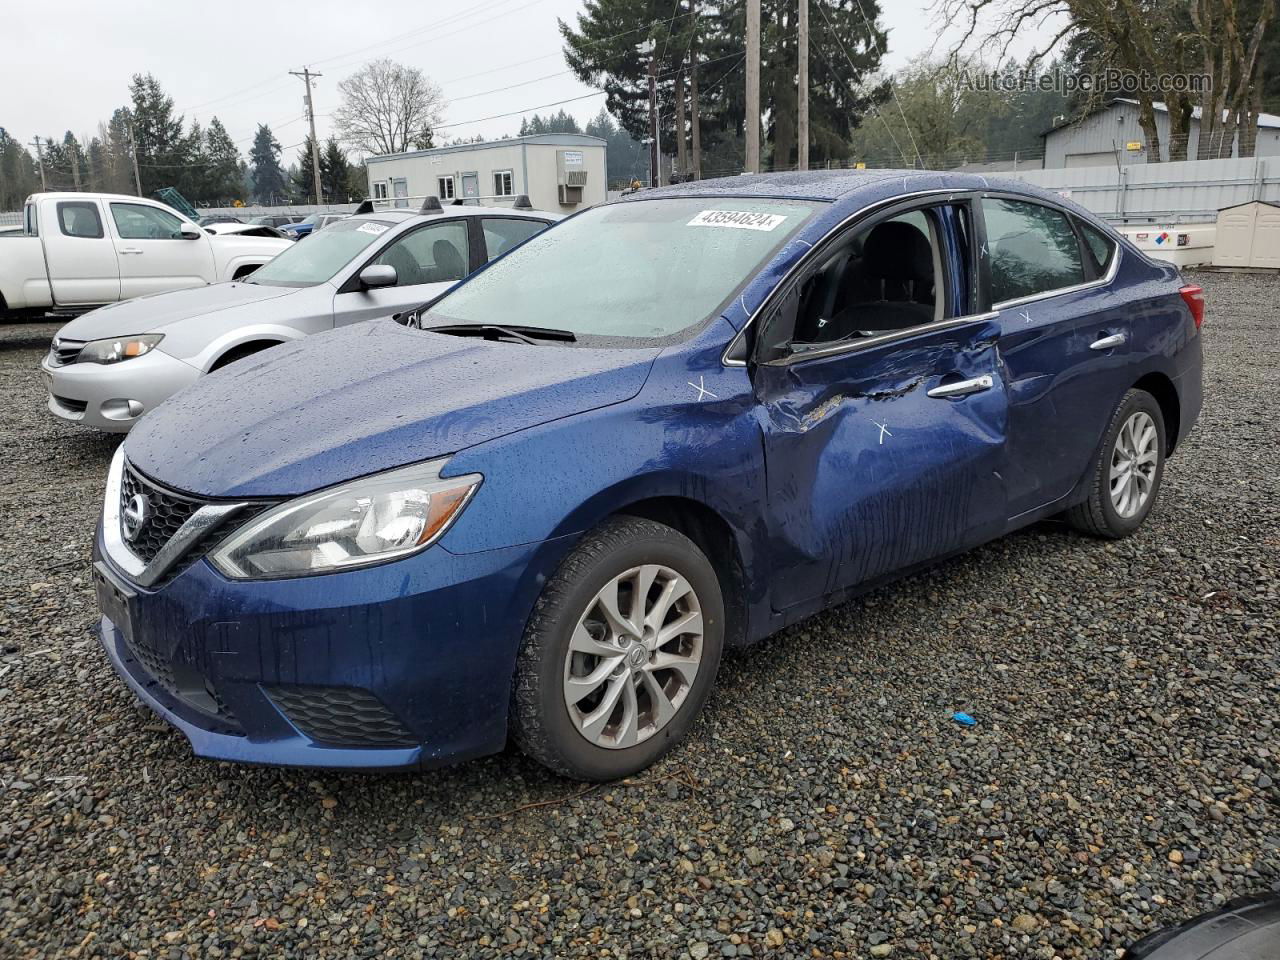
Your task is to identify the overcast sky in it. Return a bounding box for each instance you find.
[3,0,1054,162]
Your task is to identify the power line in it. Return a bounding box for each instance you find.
[434,91,608,131]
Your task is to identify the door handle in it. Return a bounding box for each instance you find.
[118,247,143,255]
[927,374,994,398]
[1090,332,1126,351]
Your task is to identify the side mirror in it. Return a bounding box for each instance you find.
[179,223,203,239]
[359,264,398,289]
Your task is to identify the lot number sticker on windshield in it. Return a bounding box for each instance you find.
[688,210,787,231]
[357,222,389,235]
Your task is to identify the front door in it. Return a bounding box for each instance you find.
[979,196,1132,518]
[392,178,409,209]
[108,201,215,299]
[753,200,1009,610]
[461,172,480,203]
[333,218,473,325]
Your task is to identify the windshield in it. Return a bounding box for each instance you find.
[247,218,394,287]
[427,197,819,341]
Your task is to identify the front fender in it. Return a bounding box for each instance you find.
[190,324,307,372]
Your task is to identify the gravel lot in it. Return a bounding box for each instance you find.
[0,273,1276,960]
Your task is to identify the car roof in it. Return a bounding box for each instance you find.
[346,205,566,226]
[628,169,1062,204]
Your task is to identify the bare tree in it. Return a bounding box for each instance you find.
[333,59,446,157]
[932,0,1275,161]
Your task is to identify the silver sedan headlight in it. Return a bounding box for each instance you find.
[78,334,164,364]
[208,459,481,579]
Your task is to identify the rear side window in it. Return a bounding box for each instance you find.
[57,201,104,239]
[1077,219,1117,275]
[982,198,1084,304]
[110,203,184,240]
[481,217,548,260]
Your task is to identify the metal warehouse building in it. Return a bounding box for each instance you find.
[365,133,607,212]
[1043,98,1280,168]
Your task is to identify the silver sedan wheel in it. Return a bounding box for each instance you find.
[1110,410,1159,518]
[563,564,704,750]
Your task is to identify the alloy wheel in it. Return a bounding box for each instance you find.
[562,564,703,750]
[1110,410,1159,518]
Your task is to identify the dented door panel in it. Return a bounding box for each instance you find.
[757,319,1008,610]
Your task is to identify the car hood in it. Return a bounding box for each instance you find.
[55,282,299,341]
[125,321,661,498]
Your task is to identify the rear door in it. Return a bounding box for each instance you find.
[333,218,472,325]
[108,201,216,298]
[42,199,120,305]
[979,196,1131,518]
[754,198,1009,610]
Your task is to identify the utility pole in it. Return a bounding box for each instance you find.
[70,143,82,190]
[797,0,809,172]
[745,0,761,173]
[291,67,325,204]
[29,137,47,191]
[690,0,701,181]
[638,40,658,188]
[127,124,143,195]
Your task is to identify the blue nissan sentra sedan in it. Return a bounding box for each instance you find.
[92,171,1203,781]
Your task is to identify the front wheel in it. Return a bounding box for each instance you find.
[1066,389,1166,539]
[511,517,724,781]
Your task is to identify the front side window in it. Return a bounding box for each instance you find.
[493,170,514,197]
[982,198,1084,304]
[371,220,469,285]
[437,177,455,200]
[58,201,103,239]
[110,203,184,240]
[430,198,819,342]
[481,217,548,259]
[788,206,948,347]
[248,218,395,287]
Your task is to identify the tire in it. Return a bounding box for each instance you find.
[1066,389,1166,539]
[512,517,725,781]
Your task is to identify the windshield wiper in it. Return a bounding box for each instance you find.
[423,323,577,344]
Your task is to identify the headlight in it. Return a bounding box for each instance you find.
[78,334,164,364]
[209,459,481,579]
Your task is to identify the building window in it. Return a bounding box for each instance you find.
[438,176,456,200]
[493,170,514,197]
[373,181,389,200]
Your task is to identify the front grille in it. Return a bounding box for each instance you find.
[120,464,203,565]
[49,338,85,366]
[265,686,418,747]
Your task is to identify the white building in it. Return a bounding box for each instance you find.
[1043,98,1280,168]
[365,134,607,213]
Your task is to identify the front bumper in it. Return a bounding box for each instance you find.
[42,349,200,432]
[93,524,565,770]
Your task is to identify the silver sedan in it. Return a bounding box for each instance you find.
[41,203,560,432]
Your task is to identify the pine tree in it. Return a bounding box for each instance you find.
[291,137,318,202]
[0,128,41,208]
[248,124,288,204]
[321,138,356,202]
[128,73,191,195]
[202,118,244,203]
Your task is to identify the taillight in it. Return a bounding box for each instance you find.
[1180,284,1205,329]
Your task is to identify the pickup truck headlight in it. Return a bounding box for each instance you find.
[208,459,481,579]
[78,334,164,364]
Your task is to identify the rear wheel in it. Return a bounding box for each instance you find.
[512,517,724,781]
[1066,389,1166,539]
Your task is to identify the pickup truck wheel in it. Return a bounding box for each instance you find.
[512,517,724,781]
[1066,389,1166,539]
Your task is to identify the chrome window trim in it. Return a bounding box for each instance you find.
[761,311,1003,366]
[102,446,249,588]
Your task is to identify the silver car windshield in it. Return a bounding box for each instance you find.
[248,219,395,287]
[427,197,819,340]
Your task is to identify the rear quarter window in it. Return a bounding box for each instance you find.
[1077,219,1117,275]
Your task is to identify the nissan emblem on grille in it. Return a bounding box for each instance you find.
[122,493,150,542]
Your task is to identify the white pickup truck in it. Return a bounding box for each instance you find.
[1,192,292,316]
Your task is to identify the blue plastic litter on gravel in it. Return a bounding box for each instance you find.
[952,712,976,726]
